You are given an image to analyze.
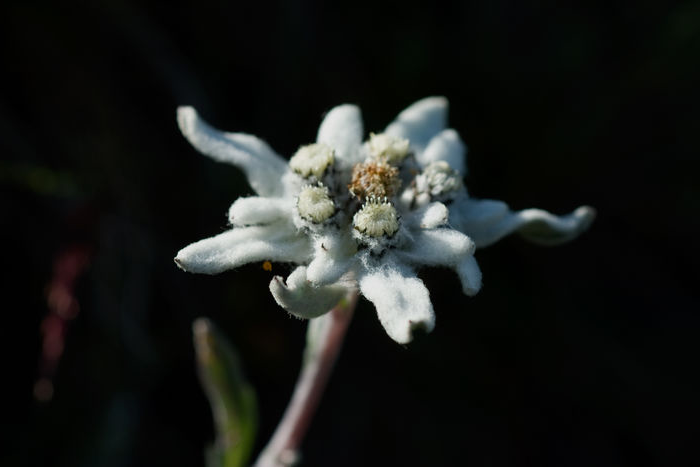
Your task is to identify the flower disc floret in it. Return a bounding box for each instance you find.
[289,143,335,178]
[297,184,336,223]
[353,197,399,238]
[348,160,400,200]
[417,161,463,197]
[368,132,410,164]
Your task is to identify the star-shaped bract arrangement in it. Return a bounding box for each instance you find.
[175,98,594,344]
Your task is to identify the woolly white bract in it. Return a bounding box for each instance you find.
[175,98,594,344]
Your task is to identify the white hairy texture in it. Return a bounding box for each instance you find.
[405,202,449,229]
[228,196,292,226]
[367,132,410,164]
[297,185,335,223]
[353,201,399,238]
[316,104,364,168]
[457,255,483,296]
[419,129,467,175]
[451,197,509,228]
[385,96,448,153]
[269,266,349,319]
[174,222,311,274]
[177,97,595,345]
[358,259,435,344]
[289,143,335,178]
[395,228,474,267]
[177,107,288,197]
[306,232,357,286]
[451,198,596,248]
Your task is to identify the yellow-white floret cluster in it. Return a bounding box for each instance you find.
[367,132,410,164]
[289,143,335,178]
[352,197,399,238]
[297,184,335,223]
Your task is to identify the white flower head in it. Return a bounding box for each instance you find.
[175,97,594,344]
[289,143,335,179]
[296,183,336,224]
[353,196,399,239]
[367,132,410,164]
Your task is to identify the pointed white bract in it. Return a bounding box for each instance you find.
[176,97,594,344]
[448,197,596,248]
[358,259,434,344]
[269,266,351,319]
[177,107,290,197]
[228,196,292,226]
[405,202,450,229]
[456,256,483,296]
[385,96,448,152]
[175,223,311,275]
[418,129,467,176]
[394,228,475,267]
[316,104,364,168]
[305,232,357,286]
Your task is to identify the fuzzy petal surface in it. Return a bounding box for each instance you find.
[228,196,293,226]
[405,202,450,229]
[305,232,358,286]
[395,228,475,267]
[419,129,467,175]
[316,104,364,168]
[175,223,311,274]
[269,266,350,319]
[451,198,596,248]
[457,255,483,296]
[358,259,435,344]
[385,97,448,153]
[177,107,288,196]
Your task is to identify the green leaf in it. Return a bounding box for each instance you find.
[193,318,258,467]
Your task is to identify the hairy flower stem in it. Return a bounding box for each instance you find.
[253,292,358,467]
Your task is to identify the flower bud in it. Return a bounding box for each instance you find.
[297,184,335,223]
[368,132,410,164]
[353,197,399,238]
[289,143,335,178]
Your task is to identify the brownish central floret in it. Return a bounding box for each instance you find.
[348,161,401,200]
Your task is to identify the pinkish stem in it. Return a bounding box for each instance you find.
[253,292,357,467]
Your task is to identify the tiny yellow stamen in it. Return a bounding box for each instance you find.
[262,261,272,272]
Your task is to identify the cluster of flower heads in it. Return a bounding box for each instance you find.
[175,98,594,344]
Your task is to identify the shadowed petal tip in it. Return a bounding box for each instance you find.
[403,317,436,344]
[176,106,197,132]
[575,205,597,227]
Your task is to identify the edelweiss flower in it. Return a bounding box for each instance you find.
[175,97,594,344]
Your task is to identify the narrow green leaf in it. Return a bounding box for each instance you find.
[193,318,258,467]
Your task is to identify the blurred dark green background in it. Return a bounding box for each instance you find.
[2,0,699,466]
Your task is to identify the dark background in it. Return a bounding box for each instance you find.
[3,0,699,466]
